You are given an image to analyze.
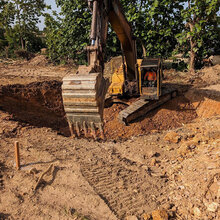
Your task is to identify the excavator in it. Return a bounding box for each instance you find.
[62,0,176,139]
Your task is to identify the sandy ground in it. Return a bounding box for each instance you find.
[0,56,220,220]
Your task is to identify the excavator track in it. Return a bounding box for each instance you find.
[118,87,177,125]
[62,73,106,139]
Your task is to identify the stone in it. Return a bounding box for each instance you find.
[29,168,38,175]
[164,132,180,144]
[162,203,172,210]
[41,48,47,55]
[185,140,197,149]
[177,144,189,156]
[142,165,150,171]
[125,216,138,220]
[152,209,168,220]
[209,182,219,195]
[218,187,220,199]
[142,213,151,220]
[207,202,219,212]
[151,158,157,166]
[192,136,201,144]
[193,207,201,217]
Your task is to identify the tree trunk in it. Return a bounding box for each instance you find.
[188,22,196,74]
[190,47,196,74]
[5,46,9,59]
[21,37,25,50]
[141,41,146,57]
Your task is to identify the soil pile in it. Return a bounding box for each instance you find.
[28,55,49,66]
[104,97,197,140]
[199,64,220,85]
[185,84,220,118]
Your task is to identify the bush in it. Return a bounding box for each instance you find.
[15,49,35,60]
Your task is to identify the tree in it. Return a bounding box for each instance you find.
[46,0,185,63]
[119,0,185,58]
[0,0,15,29]
[0,1,15,57]
[12,0,47,50]
[45,0,91,63]
[177,0,220,73]
[0,0,48,57]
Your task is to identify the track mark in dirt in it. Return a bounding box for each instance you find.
[0,162,6,190]
[80,148,168,219]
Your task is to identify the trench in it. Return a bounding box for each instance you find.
[0,80,211,141]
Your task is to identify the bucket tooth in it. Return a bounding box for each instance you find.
[75,122,81,137]
[90,122,97,139]
[83,121,88,138]
[98,123,105,140]
[68,122,75,137]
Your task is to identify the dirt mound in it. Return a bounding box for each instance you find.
[0,81,65,130]
[185,84,220,118]
[28,55,49,66]
[104,97,197,140]
[199,64,220,85]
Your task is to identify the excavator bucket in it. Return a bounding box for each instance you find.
[62,72,106,139]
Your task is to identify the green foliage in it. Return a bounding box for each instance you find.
[120,0,185,58]
[176,0,220,70]
[45,0,91,63]
[0,0,47,58]
[13,0,48,49]
[45,0,185,63]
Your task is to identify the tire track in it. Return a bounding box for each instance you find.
[0,162,5,190]
[79,148,167,219]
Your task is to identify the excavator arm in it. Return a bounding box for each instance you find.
[62,0,138,139]
[87,0,138,83]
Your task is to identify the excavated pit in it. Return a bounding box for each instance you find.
[1,80,215,141]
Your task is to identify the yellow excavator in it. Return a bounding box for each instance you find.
[62,0,175,139]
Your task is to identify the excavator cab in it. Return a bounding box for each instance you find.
[139,58,162,100]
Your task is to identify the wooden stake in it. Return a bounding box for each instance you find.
[14,141,20,170]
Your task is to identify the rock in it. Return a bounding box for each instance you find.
[148,150,160,158]
[29,168,38,175]
[192,136,201,144]
[185,140,197,149]
[193,207,201,217]
[152,209,168,220]
[177,144,189,156]
[164,131,180,144]
[151,158,157,166]
[125,216,138,220]
[142,213,151,220]
[207,202,219,212]
[142,165,150,171]
[218,187,220,199]
[161,203,172,210]
[209,182,219,196]
[41,48,47,55]
[166,146,174,151]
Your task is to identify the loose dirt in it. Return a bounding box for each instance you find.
[199,64,220,85]
[0,56,219,220]
[0,80,197,141]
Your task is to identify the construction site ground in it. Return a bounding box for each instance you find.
[0,56,219,220]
